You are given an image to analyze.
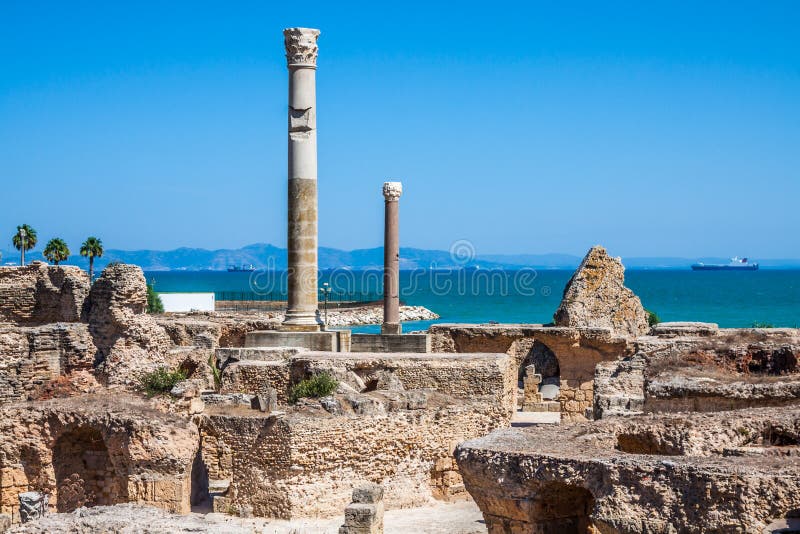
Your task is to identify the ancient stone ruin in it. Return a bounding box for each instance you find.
[0,257,517,528]
[554,245,649,337]
[2,25,799,534]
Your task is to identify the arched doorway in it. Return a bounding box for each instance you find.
[52,427,126,512]
[521,341,560,383]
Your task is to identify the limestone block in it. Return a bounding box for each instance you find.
[188,398,205,415]
[319,395,343,415]
[553,245,648,336]
[170,379,202,399]
[348,502,383,524]
[255,388,278,412]
[344,393,386,416]
[352,483,384,504]
[434,457,454,471]
[18,492,48,523]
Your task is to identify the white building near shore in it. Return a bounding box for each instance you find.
[158,292,215,312]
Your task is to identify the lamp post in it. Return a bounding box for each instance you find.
[319,282,332,327]
[19,228,27,267]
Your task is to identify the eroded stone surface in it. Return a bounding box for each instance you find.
[0,395,197,523]
[86,264,172,386]
[0,264,89,326]
[595,327,800,416]
[553,246,648,337]
[194,351,516,519]
[457,406,800,533]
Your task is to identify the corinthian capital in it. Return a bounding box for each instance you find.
[283,27,320,67]
[383,181,403,201]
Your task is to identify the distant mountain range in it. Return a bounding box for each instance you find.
[2,244,799,271]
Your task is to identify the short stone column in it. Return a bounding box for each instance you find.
[381,182,402,335]
[282,27,323,331]
[521,364,543,411]
[339,483,384,534]
[18,491,48,523]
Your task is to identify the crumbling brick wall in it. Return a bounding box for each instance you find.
[0,395,198,523]
[0,264,89,325]
[430,324,632,420]
[198,399,509,519]
[0,324,94,403]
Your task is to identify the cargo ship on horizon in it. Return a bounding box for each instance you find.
[691,257,759,271]
[227,264,256,272]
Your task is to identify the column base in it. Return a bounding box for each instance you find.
[282,310,323,332]
[381,323,402,335]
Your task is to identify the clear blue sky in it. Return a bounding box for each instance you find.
[1,1,798,258]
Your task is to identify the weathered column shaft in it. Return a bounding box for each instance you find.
[382,182,403,335]
[283,27,322,331]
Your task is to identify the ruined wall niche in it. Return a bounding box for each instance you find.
[520,341,560,382]
[531,481,596,534]
[52,427,127,512]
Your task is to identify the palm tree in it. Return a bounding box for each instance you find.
[80,237,104,281]
[12,224,38,266]
[43,238,71,265]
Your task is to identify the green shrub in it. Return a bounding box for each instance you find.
[139,367,187,396]
[751,321,775,328]
[289,373,339,404]
[146,283,164,314]
[208,353,221,390]
[646,309,660,327]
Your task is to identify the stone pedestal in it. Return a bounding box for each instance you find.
[339,483,384,534]
[282,27,323,332]
[245,330,350,352]
[381,182,402,335]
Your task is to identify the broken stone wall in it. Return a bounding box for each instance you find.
[456,407,800,533]
[293,353,517,410]
[198,398,509,519]
[430,324,632,420]
[196,352,516,520]
[0,395,198,523]
[0,264,89,326]
[591,324,800,418]
[86,264,173,386]
[553,245,648,337]
[0,324,94,403]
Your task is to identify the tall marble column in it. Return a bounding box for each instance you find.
[283,27,323,331]
[382,182,403,335]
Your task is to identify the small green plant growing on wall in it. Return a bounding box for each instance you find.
[289,373,339,404]
[139,367,187,396]
[208,354,222,390]
[146,282,164,314]
[751,321,775,328]
[646,309,661,327]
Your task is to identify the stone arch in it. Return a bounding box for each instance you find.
[52,426,127,512]
[520,341,560,384]
[532,481,596,533]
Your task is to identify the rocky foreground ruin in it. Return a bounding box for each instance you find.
[1,246,799,533]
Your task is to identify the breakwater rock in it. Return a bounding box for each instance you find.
[325,305,439,327]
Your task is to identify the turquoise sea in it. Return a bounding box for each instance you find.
[146,269,800,333]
